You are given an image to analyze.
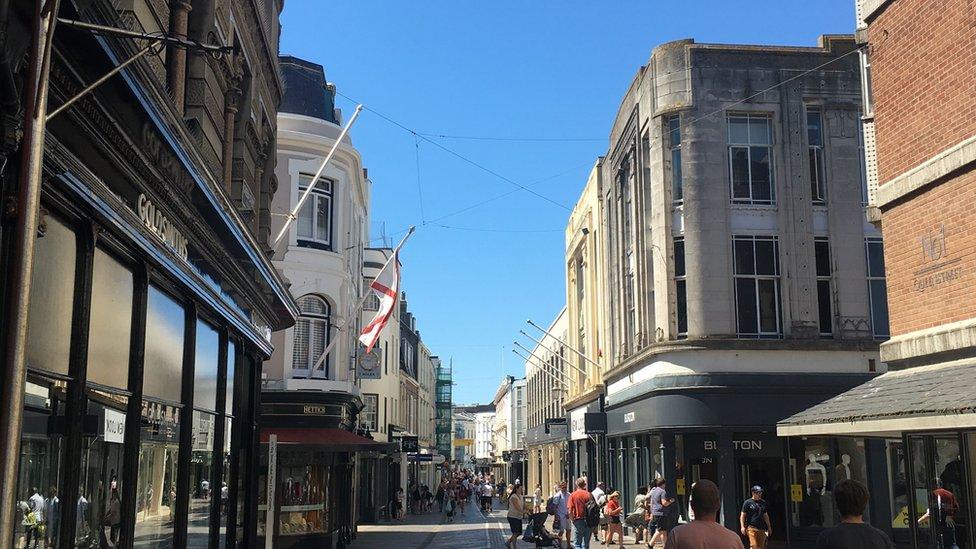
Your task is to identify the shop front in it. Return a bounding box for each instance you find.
[2,8,296,549]
[258,391,393,548]
[781,360,976,549]
[567,398,606,489]
[606,372,877,546]
[525,420,568,496]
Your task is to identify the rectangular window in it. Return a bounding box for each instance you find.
[865,238,890,339]
[296,174,334,250]
[362,394,379,432]
[858,120,868,205]
[733,235,781,337]
[815,237,833,337]
[728,114,774,205]
[27,214,76,376]
[807,108,827,204]
[668,115,683,203]
[860,50,874,116]
[674,237,687,338]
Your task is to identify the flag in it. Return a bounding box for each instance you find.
[359,251,400,353]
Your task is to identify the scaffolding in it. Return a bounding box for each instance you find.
[435,359,453,459]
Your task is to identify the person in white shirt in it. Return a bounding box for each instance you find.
[591,481,607,543]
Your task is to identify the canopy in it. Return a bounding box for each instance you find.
[260,428,398,452]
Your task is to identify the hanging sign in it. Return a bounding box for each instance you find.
[103,408,126,444]
[357,344,382,380]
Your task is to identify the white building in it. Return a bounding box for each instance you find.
[474,411,496,463]
[359,248,402,441]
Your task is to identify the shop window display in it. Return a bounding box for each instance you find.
[135,401,180,546]
[188,411,216,547]
[78,391,128,548]
[13,377,67,548]
[787,437,868,528]
[258,449,334,539]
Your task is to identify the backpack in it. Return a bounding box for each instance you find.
[585,495,601,528]
[546,495,558,516]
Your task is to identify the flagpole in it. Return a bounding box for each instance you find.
[306,226,416,379]
[272,104,364,250]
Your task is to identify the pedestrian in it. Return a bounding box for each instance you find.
[568,477,594,549]
[394,488,404,521]
[917,477,960,549]
[553,481,572,549]
[436,482,446,513]
[815,479,894,549]
[739,485,771,549]
[591,481,607,543]
[603,491,624,548]
[627,485,649,544]
[534,483,543,512]
[664,480,742,549]
[506,483,525,548]
[104,489,122,546]
[482,480,495,512]
[46,486,60,548]
[647,478,675,548]
[25,487,45,549]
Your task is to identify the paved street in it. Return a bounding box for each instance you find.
[350,503,511,549]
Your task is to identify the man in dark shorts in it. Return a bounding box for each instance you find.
[740,485,771,548]
[815,479,893,549]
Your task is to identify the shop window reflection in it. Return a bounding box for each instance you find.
[13,377,67,549]
[887,441,910,530]
[134,401,180,546]
[26,214,76,376]
[787,437,868,528]
[78,389,128,548]
[188,410,216,547]
[915,436,969,549]
[88,248,134,390]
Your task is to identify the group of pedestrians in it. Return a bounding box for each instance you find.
[534,476,893,549]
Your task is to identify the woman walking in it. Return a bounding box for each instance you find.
[506,484,525,548]
[603,492,624,548]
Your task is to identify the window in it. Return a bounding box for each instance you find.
[807,108,827,204]
[865,238,890,339]
[733,235,781,337]
[619,157,637,353]
[668,115,683,203]
[362,394,379,432]
[860,50,874,116]
[858,120,869,205]
[787,436,869,528]
[728,114,774,205]
[27,214,76,376]
[292,295,331,378]
[296,174,334,250]
[815,238,833,337]
[575,257,586,371]
[674,236,687,338]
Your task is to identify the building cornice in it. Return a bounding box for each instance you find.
[876,134,976,209]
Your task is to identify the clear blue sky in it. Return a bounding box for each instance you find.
[279,0,857,405]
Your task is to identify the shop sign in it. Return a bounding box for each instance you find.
[913,224,964,292]
[400,435,419,453]
[584,412,607,434]
[623,412,636,424]
[103,408,126,444]
[790,484,803,502]
[302,405,327,415]
[570,408,588,441]
[137,193,189,261]
[357,344,382,380]
[676,478,686,496]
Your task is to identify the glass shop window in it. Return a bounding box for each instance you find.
[143,286,185,402]
[188,410,217,547]
[787,437,868,528]
[134,401,181,547]
[78,389,128,548]
[88,248,134,389]
[887,441,910,530]
[194,320,220,412]
[12,376,67,548]
[26,214,76,376]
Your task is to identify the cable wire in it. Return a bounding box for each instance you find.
[414,134,426,223]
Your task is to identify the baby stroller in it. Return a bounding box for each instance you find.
[522,512,561,548]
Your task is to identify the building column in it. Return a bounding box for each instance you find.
[166,0,192,111]
[221,84,241,194]
[717,431,738,531]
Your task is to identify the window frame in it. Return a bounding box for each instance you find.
[674,236,687,338]
[668,115,683,204]
[727,114,775,205]
[296,174,335,251]
[732,235,782,338]
[815,237,833,337]
[807,107,827,205]
[291,295,332,379]
[361,393,379,432]
[865,238,890,339]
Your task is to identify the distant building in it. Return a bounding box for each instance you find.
[474,411,496,473]
[524,307,569,493]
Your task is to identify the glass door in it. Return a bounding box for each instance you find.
[908,434,971,549]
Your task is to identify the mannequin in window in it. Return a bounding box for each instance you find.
[835,454,852,481]
[805,454,826,494]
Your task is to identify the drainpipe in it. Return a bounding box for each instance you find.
[166,0,192,111]
[0,2,60,547]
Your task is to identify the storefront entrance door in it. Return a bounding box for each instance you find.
[738,458,787,543]
[908,434,970,549]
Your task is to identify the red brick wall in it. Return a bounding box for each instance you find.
[882,169,976,335]
[869,0,976,183]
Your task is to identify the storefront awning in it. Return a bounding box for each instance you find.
[260,428,398,452]
[778,359,976,438]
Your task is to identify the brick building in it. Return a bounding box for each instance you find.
[781,1,976,547]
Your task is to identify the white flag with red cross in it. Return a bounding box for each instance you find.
[359,251,400,353]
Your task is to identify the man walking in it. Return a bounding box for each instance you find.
[591,481,607,543]
[815,479,893,549]
[740,485,771,549]
[665,480,741,549]
[568,478,594,549]
[553,481,572,548]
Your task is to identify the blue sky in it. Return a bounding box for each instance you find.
[279,0,857,405]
